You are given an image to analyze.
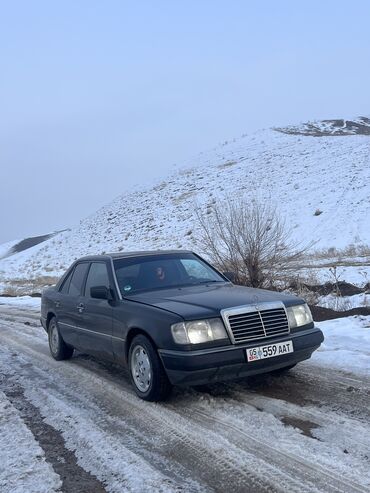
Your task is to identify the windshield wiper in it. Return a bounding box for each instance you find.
[196,280,225,284]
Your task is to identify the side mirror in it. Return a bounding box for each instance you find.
[222,271,237,283]
[90,285,113,301]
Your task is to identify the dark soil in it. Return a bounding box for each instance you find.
[310,305,370,321]
[290,280,365,296]
[281,416,320,440]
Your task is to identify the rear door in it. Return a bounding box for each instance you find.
[78,261,114,360]
[57,262,90,348]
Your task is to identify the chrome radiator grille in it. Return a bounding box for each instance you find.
[221,302,290,344]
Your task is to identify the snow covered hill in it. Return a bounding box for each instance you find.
[0,232,62,261]
[275,116,370,136]
[1,117,369,290]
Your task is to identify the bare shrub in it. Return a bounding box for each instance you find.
[1,286,19,297]
[343,243,370,258]
[333,296,354,312]
[295,284,320,306]
[285,270,321,305]
[327,266,343,297]
[361,294,370,308]
[195,197,311,288]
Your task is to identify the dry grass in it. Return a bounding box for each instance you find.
[172,190,195,204]
[217,160,237,169]
[307,244,370,261]
[1,275,60,296]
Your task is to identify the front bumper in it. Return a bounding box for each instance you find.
[159,326,324,385]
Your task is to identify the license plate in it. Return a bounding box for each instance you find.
[246,340,293,362]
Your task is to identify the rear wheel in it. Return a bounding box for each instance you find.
[48,317,74,361]
[128,334,172,401]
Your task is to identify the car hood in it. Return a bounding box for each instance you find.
[125,283,304,320]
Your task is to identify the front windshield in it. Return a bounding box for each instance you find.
[113,253,226,295]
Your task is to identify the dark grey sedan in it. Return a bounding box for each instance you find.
[41,250,324,401]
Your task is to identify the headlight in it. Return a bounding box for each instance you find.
[171,318,228,344]
[286,304,312,328]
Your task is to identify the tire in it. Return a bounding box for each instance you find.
[48,317,74,361]
[128,334,172,402]
[270,363,297,375]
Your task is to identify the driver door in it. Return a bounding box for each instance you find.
[78,261,115,361]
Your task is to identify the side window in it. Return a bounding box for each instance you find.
[68,263,89,296]
[84,262,110,298]
[114,263,140,293]
[59,269,73,294]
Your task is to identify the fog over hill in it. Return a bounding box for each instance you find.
[1,117,369,286]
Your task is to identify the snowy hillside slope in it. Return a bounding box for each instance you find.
[0,232,62,260]
[0,118,369,288]
[0,239,20,260]
[275,116,370,136]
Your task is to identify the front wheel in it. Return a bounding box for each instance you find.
[48,317,74,361]
[128,334,172,402]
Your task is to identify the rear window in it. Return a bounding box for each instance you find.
[68,263,89,296]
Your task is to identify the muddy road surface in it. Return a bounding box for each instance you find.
[0,304,369,493]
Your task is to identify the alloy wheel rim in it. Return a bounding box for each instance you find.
[131,345,152,392]
[49,323,59,354]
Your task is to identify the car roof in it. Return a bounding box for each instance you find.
[76,250,194,262]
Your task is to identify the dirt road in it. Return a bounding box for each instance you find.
[1,304,369,493]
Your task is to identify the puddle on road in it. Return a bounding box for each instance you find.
[23,320,39,327]
[281,416,321,440]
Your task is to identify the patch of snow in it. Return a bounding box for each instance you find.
[312,316,370,376]
[0,239,20,260]
[297,265,370,287]
[318,293,370,310]
[0,296,41,311]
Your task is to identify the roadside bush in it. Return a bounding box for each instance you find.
[195,197,310,288]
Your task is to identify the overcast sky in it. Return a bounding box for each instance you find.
[1,1,369,243]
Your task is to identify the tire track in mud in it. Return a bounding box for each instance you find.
[0,345,200,492]
[1,375,107,493]
[1,316,339,493]
[222,384,370,450]
[174,405,370,493]
[0,322,275,493]
[3,307,370,421]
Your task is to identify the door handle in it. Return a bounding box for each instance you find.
[55,301,61,308]
[76,303,85,313]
